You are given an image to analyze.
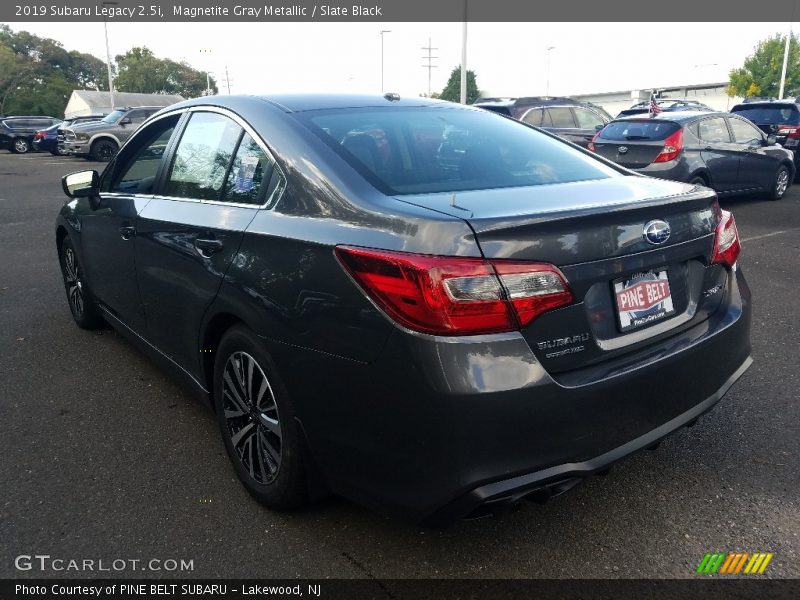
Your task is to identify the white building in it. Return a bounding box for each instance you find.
[572,82,744,117]
[64,90,184,119]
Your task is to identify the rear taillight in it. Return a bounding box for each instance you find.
[712,210,741,267]
[587,131,601,152]
[34,132,45,139]
[335,246,573,335]
[777,126,800,139]
[653,128,683,163]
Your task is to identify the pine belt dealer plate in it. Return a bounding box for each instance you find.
[613,269,675,332]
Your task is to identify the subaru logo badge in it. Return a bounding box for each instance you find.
[643,220,671,245]
[618,146,629,154]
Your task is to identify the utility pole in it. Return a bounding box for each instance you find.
[421,38,438,97]
[222,66,233,94]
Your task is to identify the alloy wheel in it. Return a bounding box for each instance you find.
[776,169,789,198]
[222,351,282,484]
[62,247,84,319]
[13,138,29,153]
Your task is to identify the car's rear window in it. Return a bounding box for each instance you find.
[730,106,800,125]
[598,120,681,141]
[299,106,617,195]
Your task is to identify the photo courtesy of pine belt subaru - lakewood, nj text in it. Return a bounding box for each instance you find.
[55,94,752,527]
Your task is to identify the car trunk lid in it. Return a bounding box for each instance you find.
[395,176,723,373]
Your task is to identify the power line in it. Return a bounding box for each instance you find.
[421,37,438,97]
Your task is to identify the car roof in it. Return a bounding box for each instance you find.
[613,110,728,123]
[255,93,446,112]
[731,100,799,109]
[473,96,594,109]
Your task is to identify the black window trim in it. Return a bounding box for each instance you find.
[104,105,286,210]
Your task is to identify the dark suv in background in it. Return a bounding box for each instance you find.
[730,99,800,174]
[590,111,794,199]
[0,116,60,153]
[473,96,612,147]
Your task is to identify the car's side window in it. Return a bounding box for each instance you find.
[573,107,606,129]
[222,133,274,205]
[106,115,179,195]
[548,107,577,128]
[127,109,148,124]
[164,112,243,201]
[522,108,544,126]
[728,118,763,145]
[698,118,732,143]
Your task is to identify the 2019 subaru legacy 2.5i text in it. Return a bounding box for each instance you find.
[56,94,752,526]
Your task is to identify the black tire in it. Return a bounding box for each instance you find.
[90,139,118,162]
[58,237,105,329]
[689,174,708,187]
[214,326,309,510]
[771,165,790,200]
[11,137,30,154]
[50,150,61,156]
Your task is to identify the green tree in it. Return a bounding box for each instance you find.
[439,66,480,104]
[115,47,217,97]
[0,25,108,116]
[728,34,800,98]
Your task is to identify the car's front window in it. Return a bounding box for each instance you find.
[101,110,126,124]
[300,106,618,195]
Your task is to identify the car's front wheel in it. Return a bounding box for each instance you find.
[90,139,118,162]
[771,165,790,200]
[58,237,105,329]
[12,137,30,154]
[214,326,310,510]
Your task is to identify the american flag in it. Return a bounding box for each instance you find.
[649,94,662,116]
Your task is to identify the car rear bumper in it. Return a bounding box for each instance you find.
[420,354,751,527]
[278,266,752,526]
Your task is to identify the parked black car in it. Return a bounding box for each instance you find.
[730,99,800,173]
[33,116,103,155]
[590,112,794,200]
[616,99,713,118]
[0,116,60,153]
[473,96,612,147]
[56,94,751,526]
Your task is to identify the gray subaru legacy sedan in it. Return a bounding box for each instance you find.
[56,94,752,527]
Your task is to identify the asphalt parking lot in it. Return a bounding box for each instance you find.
[0,151,798,580]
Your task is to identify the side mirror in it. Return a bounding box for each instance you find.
[119,117,132,126]
[766,133,778,145]
[595,124,604,132]
[62,170,99,198]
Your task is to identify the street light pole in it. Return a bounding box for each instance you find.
[460,0,468,104]
[780,29,792,99]
[200,48,213,95]
[102,1,117,111]
[380,30,391,92]
[545,46,555,96]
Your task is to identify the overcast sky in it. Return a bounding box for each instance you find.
[6,21,793,97]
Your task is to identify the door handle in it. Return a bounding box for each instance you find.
[194,237,223,256]
[119,225,136,240]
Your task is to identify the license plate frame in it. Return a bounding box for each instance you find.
[613,269,675,333]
